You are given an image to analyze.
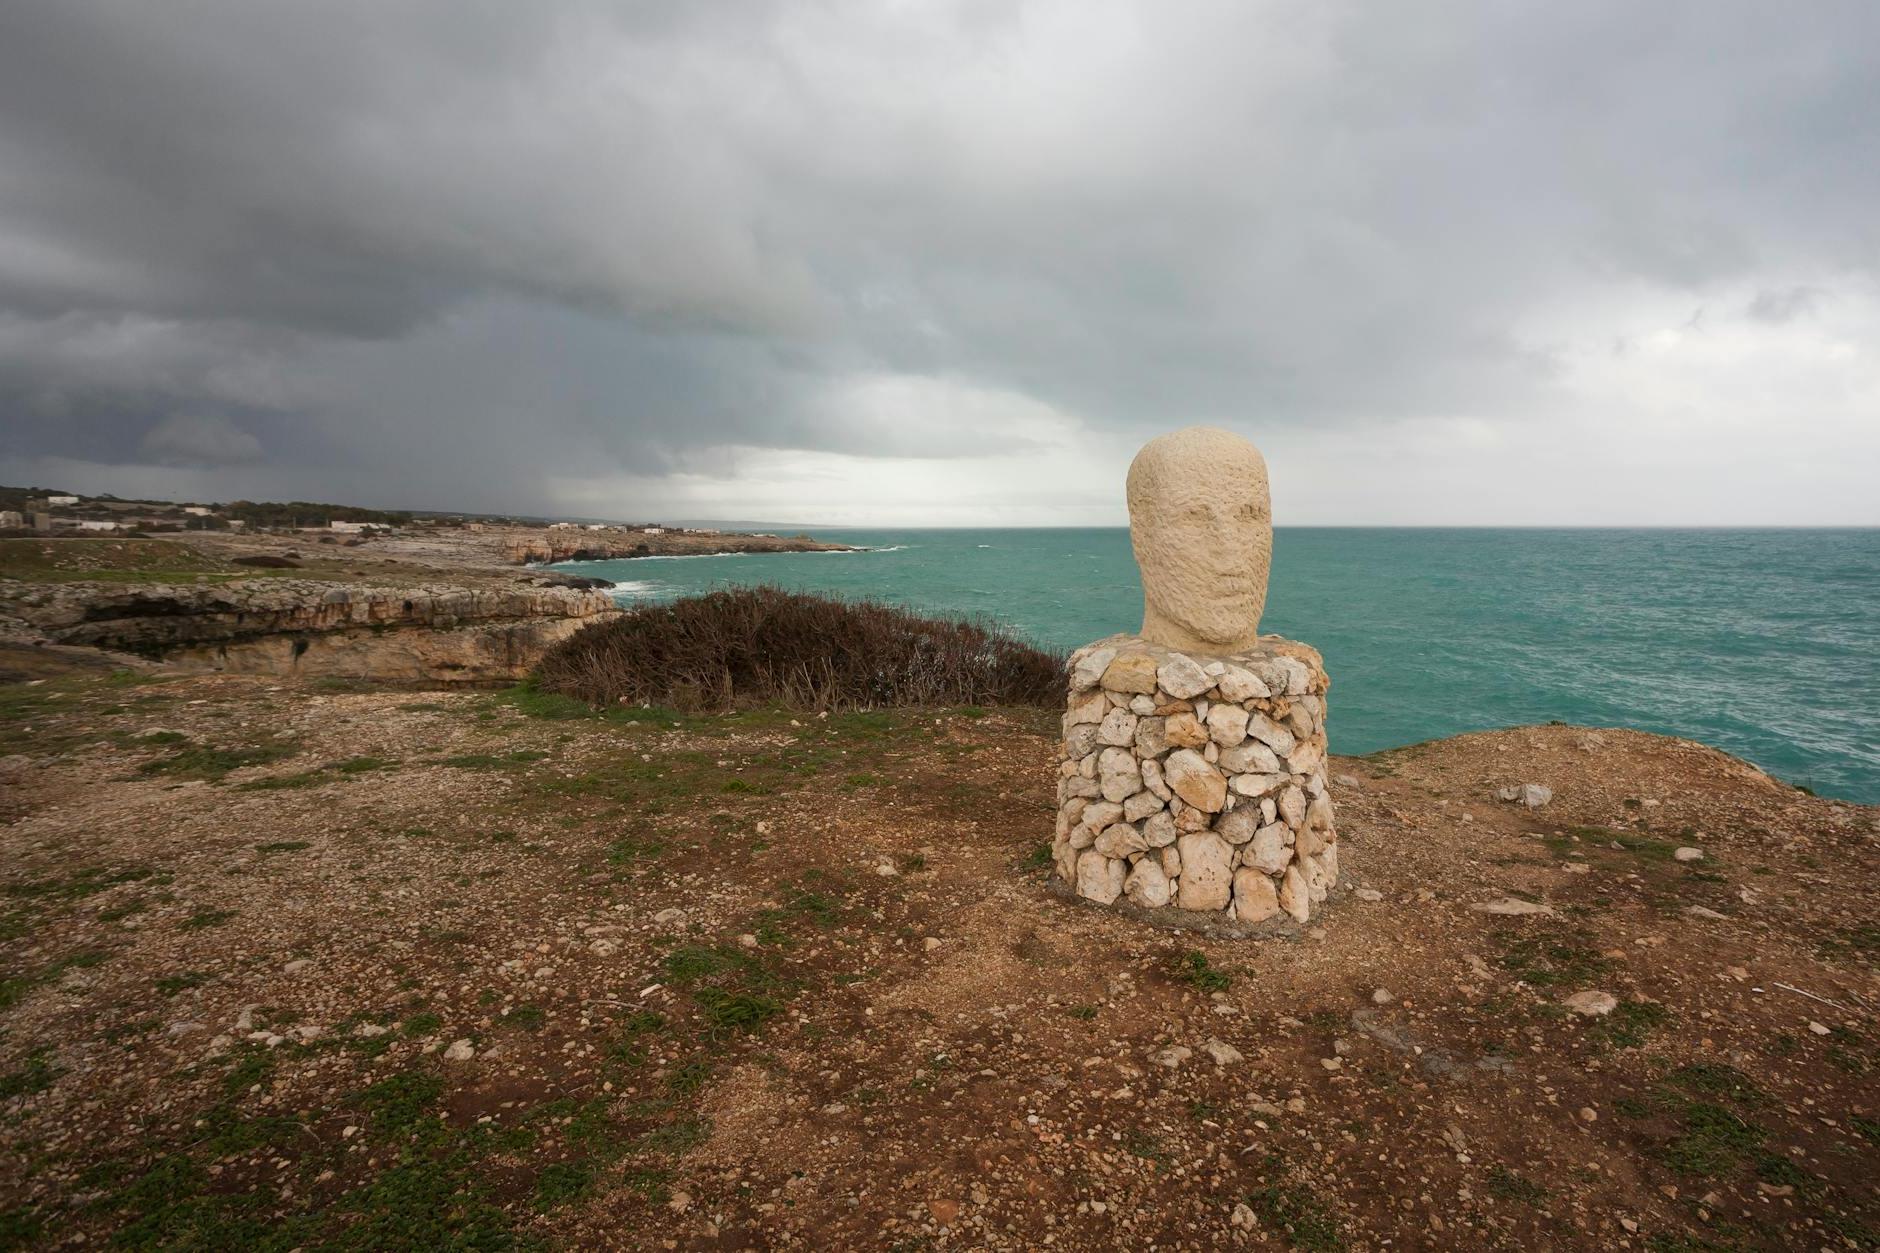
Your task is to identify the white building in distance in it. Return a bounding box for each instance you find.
[47,495,79,505]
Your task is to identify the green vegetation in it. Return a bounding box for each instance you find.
[1592,1001,1671,1050]
[0,537,266,585]
[0,1049,62,1100]
[1175,950,1232,993]
[1496,930,1613,987]
[1484,1165,1548,1206]
[1246,1160,1344,1252]
[139,742,298,781]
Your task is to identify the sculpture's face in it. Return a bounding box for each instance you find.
[1127,428,1271,652]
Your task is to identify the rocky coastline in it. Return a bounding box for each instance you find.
[0,520,856,682]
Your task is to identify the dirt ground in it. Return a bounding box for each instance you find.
[1,656,1876,1250]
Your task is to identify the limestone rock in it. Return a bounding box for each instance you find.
[1470,897,1556,916]
[1064,724,1099,760]
[1101,652,1160,694]
[1230,772,1285,797]
[1278,865,1310,923]
[1134,716,1170,758]
[1076,851,1127,904]
[1139,756,1171,800]
[1156,653,1214,700]
[1219,740,1281,774]
[1277,784,1307,828]
[1095,822,1149,859]
[1496,783,1554,808]
[1245,823,1290,874]
[1562,990,1618,1017]
[1163,749,1227,813]
[1097,708,1139,748]
[1065,689,1108,726]
[1215,664,1271,702]
[1069,646,1118,691]
[1163,712,1209,749]
[1214,807,1259,845]
[1124,859,1173,908]
[1080,800,1124,834]
[1305,792,1335,831]
[1231,869,1279,922]
[1142,812,1178,848]
[1175,832,1233,910]
[1206,703,1251,747]
[1202,1037,1245,1066]
[1246,712,1297,757]
[1123,790,1166,822]
[1098,747,1143,802]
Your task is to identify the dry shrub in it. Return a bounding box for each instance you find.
[534,586,1066,712]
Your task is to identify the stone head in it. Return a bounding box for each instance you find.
[1126,426,1272,654]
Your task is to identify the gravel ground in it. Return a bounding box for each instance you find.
[2,659,1876,1250]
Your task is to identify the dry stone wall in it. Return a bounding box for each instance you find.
[1053,632,1337,927]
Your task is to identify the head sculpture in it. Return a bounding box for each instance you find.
[1127,426,1272,655]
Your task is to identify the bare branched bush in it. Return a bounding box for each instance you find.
[534,586,1066,711]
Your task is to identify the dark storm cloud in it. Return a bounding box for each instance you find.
[1,0,1876,514]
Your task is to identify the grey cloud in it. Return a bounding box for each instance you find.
[139,414,263,467]
[0,0,1876,516]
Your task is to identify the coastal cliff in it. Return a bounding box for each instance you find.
[1,579,618,683]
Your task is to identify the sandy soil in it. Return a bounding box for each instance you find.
[1,659,1876,1250]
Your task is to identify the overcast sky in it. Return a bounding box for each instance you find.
[2,1,1876,525]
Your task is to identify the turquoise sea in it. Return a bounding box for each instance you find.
[554,528,1880,805]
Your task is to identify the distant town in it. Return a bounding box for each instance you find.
[0,486,765,543]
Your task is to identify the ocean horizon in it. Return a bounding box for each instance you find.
[554,526,1880,806]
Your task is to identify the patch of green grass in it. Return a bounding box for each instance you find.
[1851,1114,1880,1146]
[180,908,237,930]
[220,1047,274,1099]
[1067,1004,1099,1021]
[0,1049,62,1100]
[503,1004,547,1031]
[1122,1129,1164,1162]
[1484,1165,1547,1205]
[0,1204,46,1247]
[254,840,311,853]
[1591,1001,1671,1050]
[0,950,110,1011]
[531,1161,594,1211]
[353,1071,446,1134]
[5,863,156,903]
[1023,842,1054,869]
[1655,1100,1765,1176]
[1246,1174,1344,1252]
[1495,931,1613,987]
[1175,950,1232,993]
[694,988,780,1038]
[156,971,209,995]
[1664,1063,1768,1107]
[139,742,298,781]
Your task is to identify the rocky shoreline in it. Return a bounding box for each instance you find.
[0,520,856,683]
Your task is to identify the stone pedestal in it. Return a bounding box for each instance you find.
[1052,633,1337,927]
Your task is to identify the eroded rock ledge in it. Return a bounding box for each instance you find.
[1,579,619,683]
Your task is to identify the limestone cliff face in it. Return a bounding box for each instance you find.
[3,580,619,683]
